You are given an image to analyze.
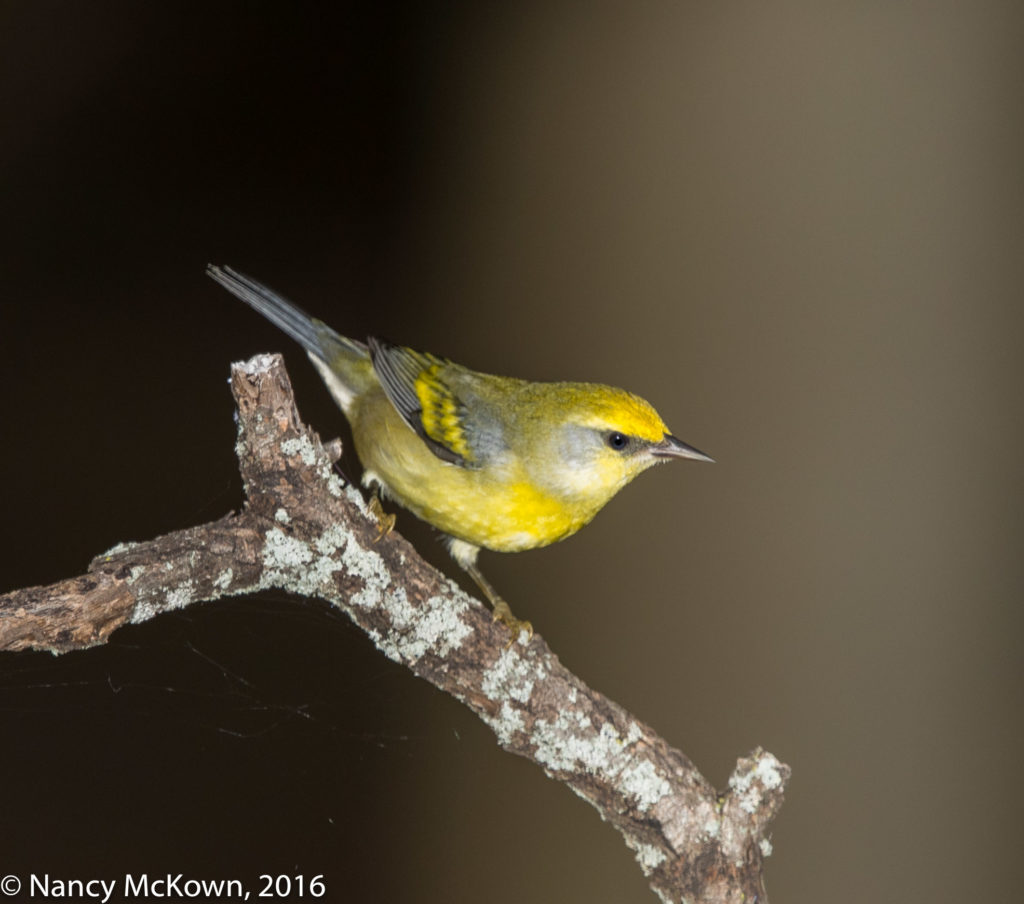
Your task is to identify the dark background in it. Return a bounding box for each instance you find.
[2,3,1022,901]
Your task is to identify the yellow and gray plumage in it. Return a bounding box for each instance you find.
[207,265,712,639]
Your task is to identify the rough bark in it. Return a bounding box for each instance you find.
[0,353,789,903]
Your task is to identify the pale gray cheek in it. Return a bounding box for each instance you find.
[556,425,603,465]
[542,432,610,496]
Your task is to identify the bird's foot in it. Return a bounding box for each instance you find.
[368,495,396,542]
[491,599,533,647]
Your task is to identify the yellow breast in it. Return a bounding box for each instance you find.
[421,477,591,552]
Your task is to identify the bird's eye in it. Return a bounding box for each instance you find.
[607,432,629,451]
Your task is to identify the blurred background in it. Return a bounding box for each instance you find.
[1,2,1021,901]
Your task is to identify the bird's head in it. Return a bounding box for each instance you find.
[532,383,712,507]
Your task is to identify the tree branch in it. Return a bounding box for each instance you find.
[0,353,789,903]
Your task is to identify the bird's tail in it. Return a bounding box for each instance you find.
[207,265,372,412]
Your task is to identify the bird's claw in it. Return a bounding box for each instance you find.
[368,495,396,542]
[491,599,533,647]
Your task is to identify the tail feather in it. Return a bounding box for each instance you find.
[206,265,366,359]
[208,264,376,413]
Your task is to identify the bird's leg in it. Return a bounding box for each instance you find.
[461,560,533,645]
[367,492,396,542]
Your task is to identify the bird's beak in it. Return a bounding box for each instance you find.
[650,434,714,463]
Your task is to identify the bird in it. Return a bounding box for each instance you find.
[207,265,712,641]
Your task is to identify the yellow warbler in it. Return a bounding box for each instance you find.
[208,265,711,640]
